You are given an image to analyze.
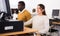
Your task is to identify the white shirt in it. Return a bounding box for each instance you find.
[12,13,17,20]
[24,15,49,34]
[18,9,25,13]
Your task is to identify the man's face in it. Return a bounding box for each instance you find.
[18,3,24,11]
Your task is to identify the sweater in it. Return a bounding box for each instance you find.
[17,9,31,22]
[24,15,49,34]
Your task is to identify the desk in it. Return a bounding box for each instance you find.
[49,19,60,36]
[52,22,60,25]
[49,19,60,25]
[0,27,37,36]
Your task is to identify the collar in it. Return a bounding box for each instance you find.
[18,9,25,13]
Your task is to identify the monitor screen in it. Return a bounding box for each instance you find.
[0,0,11,16]
[52,9,59,16]
[52,9,59,18]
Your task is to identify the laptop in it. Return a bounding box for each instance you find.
[0,21,24,34]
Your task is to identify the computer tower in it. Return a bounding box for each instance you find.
[0,21,24,34]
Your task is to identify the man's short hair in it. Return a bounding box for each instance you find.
[18,1,25,6]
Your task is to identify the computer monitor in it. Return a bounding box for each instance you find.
[0,0,11,16]
[0,0,11,20]
[52,9,60,19]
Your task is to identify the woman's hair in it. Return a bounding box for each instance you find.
[38,4,46,15]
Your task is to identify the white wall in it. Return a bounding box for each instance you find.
[9,0,60,18]
[9,0,34,13]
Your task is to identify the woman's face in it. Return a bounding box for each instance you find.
[37,6,43,14]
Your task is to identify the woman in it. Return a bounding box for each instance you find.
[24,4,50,36]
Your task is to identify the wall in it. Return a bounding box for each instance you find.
[9,0,34,13]
[9,0,60,18]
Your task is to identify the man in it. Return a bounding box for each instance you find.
[17,1,31,22]
[17,1,32,36]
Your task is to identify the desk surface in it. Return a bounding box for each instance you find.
[0,27,37,36]
[52,22,60,25]
[50,19,60,25]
